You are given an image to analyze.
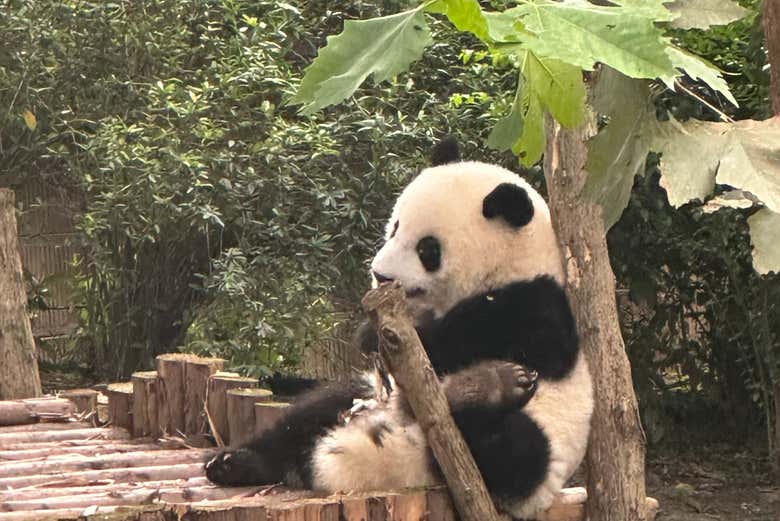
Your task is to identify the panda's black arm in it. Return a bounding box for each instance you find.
[204,381,359,487]
[422,276,579,380]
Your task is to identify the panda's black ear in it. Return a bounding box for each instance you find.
[431,136,460,166]
[483,183,534,228]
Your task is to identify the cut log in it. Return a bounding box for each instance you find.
[0,448,211,478]
[0,421,88,433]
[254,402,289,436]
[131,371,160,438]
[0,462,204,489]
[0,427,130,445]
[362,283,503,521]
[226,388,273,446]
[0,442,174,461]
[0,477,209,501]
[156,353,189,436]
[0,398,75,426]
[106,382,133,431]
[0,189,42,400]
[184,357,225,436]
[206,372,258,446]
[61,389,99,416]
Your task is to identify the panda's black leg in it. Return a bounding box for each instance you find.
[204,381,359,487]
[450,407,550,503]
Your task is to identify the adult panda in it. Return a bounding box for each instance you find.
[205,137,593,519]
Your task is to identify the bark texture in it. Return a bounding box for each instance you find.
[764,0,780,114]
[543,116,649,521]
[0,189,41,399]
[362,282,505,521]
[764,0,780,476]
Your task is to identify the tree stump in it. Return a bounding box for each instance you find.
[226,388,273,446]
[156,354,189,436]
[106,382,133,431]
[184,357,224,436]
[131,371,159,438]
[206,372,258,446]
[254,402,289,436]
[0,189,41,400]
[61,390,99,416]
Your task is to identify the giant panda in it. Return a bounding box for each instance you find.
[205,137,594,520]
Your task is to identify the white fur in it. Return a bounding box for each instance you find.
[314,160,592,518]
[371,161,564,324]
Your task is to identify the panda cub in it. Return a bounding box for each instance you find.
[205,138,593,519]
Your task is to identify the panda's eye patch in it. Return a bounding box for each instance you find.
[416,236,441,272]
[390,220,399,238]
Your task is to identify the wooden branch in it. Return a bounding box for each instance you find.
[106,383,133,431]
[206,372,258,445]
[361,282,506,521]
[131,371,160,438]
[0,398,75,426]
[226,388,273,446]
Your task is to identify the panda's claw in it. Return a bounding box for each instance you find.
[498,363,538,408]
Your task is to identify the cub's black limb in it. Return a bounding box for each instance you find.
[204,380,361,487]
[452,407,550,502]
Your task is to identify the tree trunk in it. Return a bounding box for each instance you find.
[763,0,780,477]
[0,189,41,399]
[544,115,649,521]
[764,0,780,114]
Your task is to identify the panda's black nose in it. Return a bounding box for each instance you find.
[373,271,394,284]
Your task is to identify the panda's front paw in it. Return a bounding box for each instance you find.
[496,362,538,408]
[204,448,275,487]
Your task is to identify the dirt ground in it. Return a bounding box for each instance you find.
[646,446,778,521]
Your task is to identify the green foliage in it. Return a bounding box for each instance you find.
[291,7,433,114]
[291,0,737,166]
[0,0,519,377]
[609,170,780,444]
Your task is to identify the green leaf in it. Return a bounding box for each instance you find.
[290,8,432,114]
[654,118,780,212]
[487,79,525,151]
[667,0,749,29]
[427,0,489,42]
[488,51,585,165]
[664,46,737,106]
[748,209,780,275]
[510,0,678,80]
[584,68,657,229]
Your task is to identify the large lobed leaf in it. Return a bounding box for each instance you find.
[583,68,657,229]
[290,8,432,114]
[499,0,678,80]
[748,209,780,275]
[654,117,780,213]
[667,0,749,30]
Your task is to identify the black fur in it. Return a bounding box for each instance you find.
[206,276,576,497]
[452,406,549,502]
[482,183,535,228]
[431,136,460,166]
[205,381,359,487]
[365,276,578,380]
[264,372,320,397]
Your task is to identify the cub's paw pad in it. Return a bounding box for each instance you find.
[497,363,538,406]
